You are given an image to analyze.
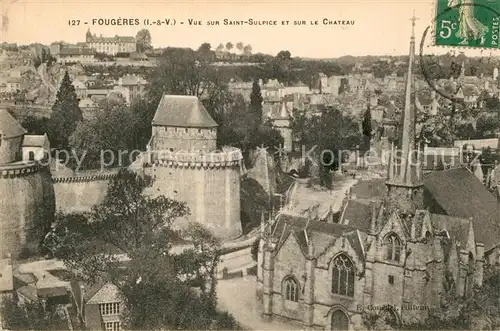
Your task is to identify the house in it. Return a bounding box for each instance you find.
[422,146,462,172]
[454,138,499,151]
[115,74,147,103]
[72,281,123,331]
[72,79,88,99]
[5,76,21,93]
[22,134,50,162]
[56,47,95,65]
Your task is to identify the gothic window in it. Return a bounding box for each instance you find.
[385,233,402,262]
[282,276,299,302]
[332,254,355,297]
[331,309,349,330]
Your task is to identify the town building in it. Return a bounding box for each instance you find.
[56,47,96,65]
[21,134,50,162]
[86,29,136,56]
[72,281,123,331]
[257,17,500,330]
[115,74,147,103]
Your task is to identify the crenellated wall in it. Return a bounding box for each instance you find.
[52,172,117,213]
[0,163,55,258]
[143,149,243,239]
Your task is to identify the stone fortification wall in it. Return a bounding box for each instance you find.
[52,170,118,213]
[151,126,217,152]
[144,149,243,239]
[0,163,55,258]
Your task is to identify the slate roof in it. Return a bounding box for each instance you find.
[88,35,135,43]
[22,134,48,147]
[86,283,121,304]
[272,214,365,260]
[430,214,471,248]
[341,199,376,231]
[0,109,26,138]
[424,168,500,251]
[152,94,218,128]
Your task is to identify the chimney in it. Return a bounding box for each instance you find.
[370,200,378,233]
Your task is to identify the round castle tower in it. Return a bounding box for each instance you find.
[0,110,55,258]
[141,95,243,239]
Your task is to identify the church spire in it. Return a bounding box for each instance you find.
[385,11,424,214]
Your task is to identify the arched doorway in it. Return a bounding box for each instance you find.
[378,307,399,328]
[331,309,349,330]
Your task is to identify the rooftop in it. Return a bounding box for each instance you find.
[0,109,26,138]
[152,94,218,128]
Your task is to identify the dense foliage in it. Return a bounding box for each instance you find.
[48,71,83,150]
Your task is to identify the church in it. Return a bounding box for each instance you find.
[256,17,500,330]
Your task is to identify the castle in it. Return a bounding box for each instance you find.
[85,29,136,55]
[0,94,244,258]
[0,110,55,258]
[137,94,243,239]
[257,17,500,330]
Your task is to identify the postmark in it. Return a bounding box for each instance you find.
[434,0,500,48]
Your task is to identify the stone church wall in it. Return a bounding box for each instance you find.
[0,165,55,258]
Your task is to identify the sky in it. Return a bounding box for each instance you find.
[1,0,500,58]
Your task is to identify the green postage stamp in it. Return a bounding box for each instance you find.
[435,0,500,48]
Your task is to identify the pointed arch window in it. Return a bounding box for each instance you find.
[332,254,355,297]
[282,276,299,302]
[385,233,402,262]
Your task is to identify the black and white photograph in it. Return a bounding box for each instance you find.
[0,0,499,330]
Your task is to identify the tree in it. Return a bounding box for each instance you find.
[21,115,50,135]
[49,70,83,150]
[276,50,291,61]
[225,42,234,52]
[236,42,244,52]
[243,44,253,55]
[43,169,239,330]
[0,296,63,330]
[249,80,263,125]
[69,98,136,170]
[362,104,372,152]
[136,29,152,53]
[198,42,211,53]
[146,47,218,104]
[295,107,362,187]
[216,43,224,52]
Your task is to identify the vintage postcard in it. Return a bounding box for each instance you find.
[0,0,499,330]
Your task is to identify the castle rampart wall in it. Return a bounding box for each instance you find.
[0,163,55,258]
[144,149,243,239]
[52,171,118,213]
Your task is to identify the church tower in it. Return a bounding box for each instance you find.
[385,13,424,214]
[86,28,93,42]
